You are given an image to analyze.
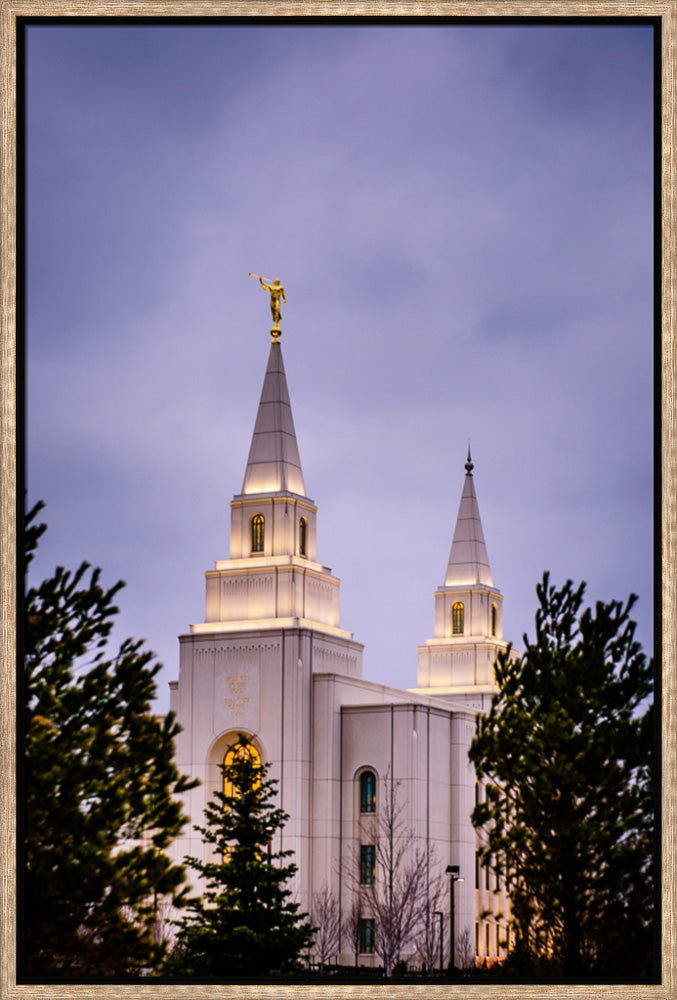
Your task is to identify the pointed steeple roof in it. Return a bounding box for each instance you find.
[241,341,306,496]
[444,449,493,587]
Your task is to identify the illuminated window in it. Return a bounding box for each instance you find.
[360,770,376,813]
[359,918,375,953]
[223,739,261,799]
[221,738,261,863]
[452,601,464,634]
[491,603,497,637]
[360,845,376,885]
[251,514,264,553]
[299,517,307,556]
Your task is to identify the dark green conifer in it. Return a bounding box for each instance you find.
[469,573,655,978]
[23,501,197,976]
[165,735,315,977]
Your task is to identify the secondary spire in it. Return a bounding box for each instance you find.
[444,451,493,587]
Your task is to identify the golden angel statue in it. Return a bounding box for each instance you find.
[249,273,287,340]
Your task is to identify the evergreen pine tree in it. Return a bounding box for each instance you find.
[469,573,655,978]
[23,501,198,976]
[165,735,315,977]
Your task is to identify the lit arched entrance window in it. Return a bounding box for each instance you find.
[360,770,376,813]
[251,514,264,553]
[223,738,261,799]
[491,603,497,637]
[299,517,307,557]
[452,601,465,635]
[221,738,262,862]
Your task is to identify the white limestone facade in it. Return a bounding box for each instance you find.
[168,335,511,968]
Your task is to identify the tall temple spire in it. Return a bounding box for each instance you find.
[241,341,306,497]
[444,449,493,587]
[199,293,359,649]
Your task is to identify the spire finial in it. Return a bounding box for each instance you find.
[445,445,493,587]
[465,444,474,475]
[249,273,287,341]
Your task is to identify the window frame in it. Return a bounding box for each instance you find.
[359,770,377,813]
[360,844,376,885]
[251,513,265,553]
[358,917,376,954]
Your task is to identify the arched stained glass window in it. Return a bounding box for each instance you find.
[223,739,261,799]
[491,603,497,637]
[360,770,376,813]
[452,601,465,635]
[299,517,307,557]
[251,514,264,553]
[221,738,261,862]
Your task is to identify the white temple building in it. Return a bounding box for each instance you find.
[168,325,512,968]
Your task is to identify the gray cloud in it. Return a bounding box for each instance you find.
[26,23,655,712]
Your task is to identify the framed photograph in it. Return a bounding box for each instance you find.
[2,3,672,997]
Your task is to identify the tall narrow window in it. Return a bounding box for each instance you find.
[360,770,376,813]
[299,517,307,557]
[360,845,376,885]
[251,513,264,553]
[221,738,261,862]
[485,922,491,957]
[359,918,376,953]
[491,603,497,637]
[452,601,464,634]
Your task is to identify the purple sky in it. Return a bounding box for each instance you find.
[25,22,655,715]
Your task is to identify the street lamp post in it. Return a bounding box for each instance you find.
[445,864,465,974]
[434,910,444,974]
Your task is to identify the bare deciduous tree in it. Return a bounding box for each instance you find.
[343,895,363,968]
[456,926,475,970]
[413,848,447,973]
[311,883,341,972]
